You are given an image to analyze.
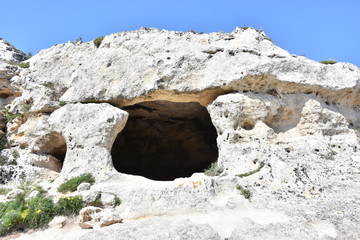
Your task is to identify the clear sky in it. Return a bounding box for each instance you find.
[1,0,359,66]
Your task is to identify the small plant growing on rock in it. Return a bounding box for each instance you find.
[25,195,56,229]
[204,162,223,176]
[17,62,30,68]
[320,59,337,65]
[93,36,104,48]
[236,161,265,178]
[24,52,32,60]
[56,195,83,215]
[58,173,95,193]
[114,196,121,206]
[236,185,251,199]
[0,190,86,235]
[3,109,22,122]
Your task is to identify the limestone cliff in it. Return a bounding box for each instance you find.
[0,28,359,239]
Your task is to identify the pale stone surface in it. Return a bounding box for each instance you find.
[228,218,319,240]
[0,28,359,239]
[79,190,100,204]
[49,216,67,228]
[77,182,91,192]
[100,192,115,207]
[48,103,128,179]
[77,219,220,240]
[7,27,360,115]
[79,206,122,229]
[6,188,24,199]
[29,190,40,198]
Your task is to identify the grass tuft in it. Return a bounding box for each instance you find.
[0,192,85,236]
[320,60,337,65]
[17,62,30,68]
[56,195,83,216]
[58,173,95,193]
[93,36,104,48]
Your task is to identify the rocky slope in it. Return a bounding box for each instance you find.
[0,28,360,239]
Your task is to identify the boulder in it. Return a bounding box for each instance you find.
[29,190,40,198]
[79,206,122,229]
[100,193,115,207]
[6,188,24,199]
[77,182,91,192]
[49,216,67,228]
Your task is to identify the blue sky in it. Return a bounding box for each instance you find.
[1,0,359,66]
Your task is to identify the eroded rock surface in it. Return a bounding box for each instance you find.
[0,28,359,239]
[77,219,221,240]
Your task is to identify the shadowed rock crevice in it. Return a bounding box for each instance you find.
[111,100,218,181]
[33,132,67,171]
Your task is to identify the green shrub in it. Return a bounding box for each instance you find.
[320,60,337,65]
[25,195,56,229]
[0,210,22,235]
[0,194,26,218]
[0,194,26,236]
[58,173,95,193]
[0,189,85,235]
[17,62,30,68]
[204,162,223,176]
[93,36,104,48]
[59,101,66,106]
[56,195,83,216]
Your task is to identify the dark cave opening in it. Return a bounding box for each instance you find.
[111,100,219,181]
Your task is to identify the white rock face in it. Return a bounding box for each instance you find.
[8,27,360,115]
[0,39,25,64]
[0,28,359,239]
[48,103,128,179]
[77,182,91,191]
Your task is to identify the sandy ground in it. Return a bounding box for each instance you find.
[3,204,294,240]
[2,218,85,240]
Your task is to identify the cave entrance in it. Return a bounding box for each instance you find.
[111,100,218,181]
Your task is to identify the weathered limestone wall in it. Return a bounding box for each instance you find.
[1,28,360,239]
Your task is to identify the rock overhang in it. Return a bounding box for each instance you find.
[18,27,359,114]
